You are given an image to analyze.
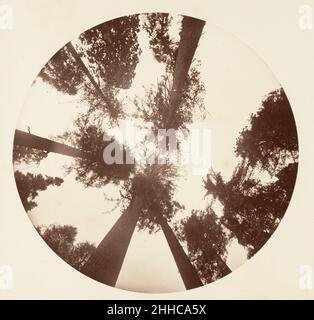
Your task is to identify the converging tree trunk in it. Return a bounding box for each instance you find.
[82,196,143,286]
[14,16,207,290]
[14,129,97,161]
[14,129,139,286]
[158,215,203,289]
[81,17,206,288]
[166,17,205,128]
[66,42,111,109]
[216,255,232,278]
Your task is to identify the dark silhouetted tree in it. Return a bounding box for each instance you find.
[204,88,299,257]
[143,13,178,72]
[13,144,48,165]
[38,45,84,96]
[56,115,135,188]
[83,163,202,289]
[135,67,205,131]
[122,164,184,233]
[14,171,63,212]
[38,42,123,121]
[79,15,141,89]
[235,88,298,175]
[176,208,231,284]
[205,164,297,257]
[118,163,203,289]
[38,15,142,121]
[140,14,206,130]
[14,14,206,289]
[37,224,96,272]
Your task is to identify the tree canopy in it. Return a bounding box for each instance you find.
[143,13,179,72]
[14,171,63,212]
[235,88,298,175]
[121,164,184,233]
[38,45,85,96]
[38,15,142,122]
[37,224,96,272]
[13,145,48,165]
[135,67,205,131]
[176,208,230,284]
[79,15,141,89]
[140,14,205,131]
[204,88,299,257]
[56,114,135,188]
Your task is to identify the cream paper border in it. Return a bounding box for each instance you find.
[0,0,313,299]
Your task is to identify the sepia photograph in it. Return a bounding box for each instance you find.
[12,12,298,293]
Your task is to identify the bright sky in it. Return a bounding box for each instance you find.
[16,14,280,293]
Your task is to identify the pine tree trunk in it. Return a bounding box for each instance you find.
[14,17,207,290]
[82,196,143,286]
[158,216,203,290]
[66,43,111,111]
[14,129,98,161]
[167,17,205,128]
[216,255,232,278]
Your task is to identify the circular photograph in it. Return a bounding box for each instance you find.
[13,13,298,293]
